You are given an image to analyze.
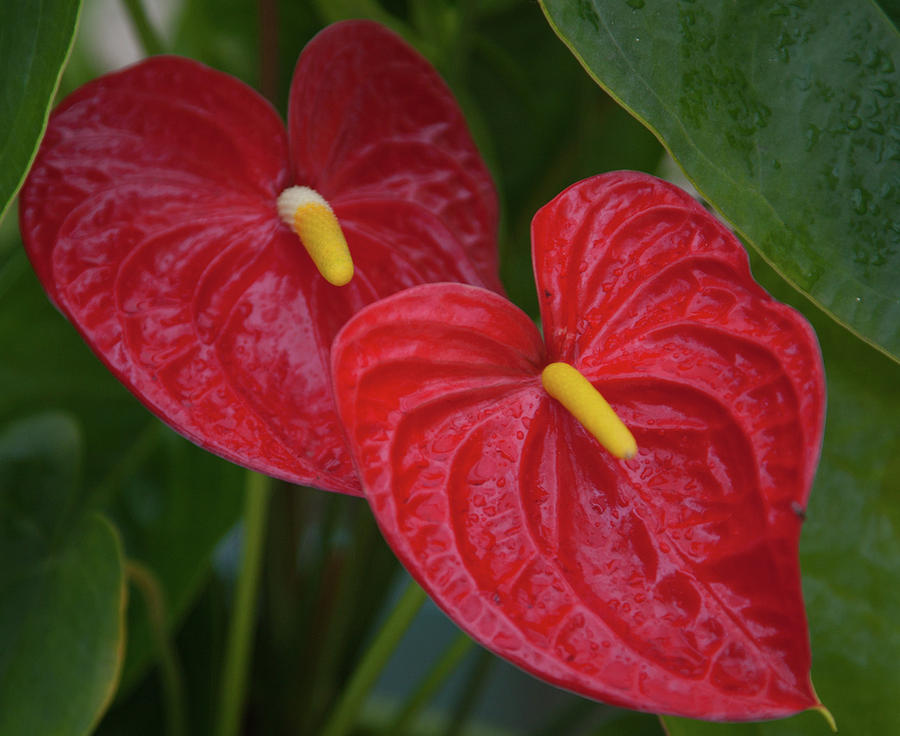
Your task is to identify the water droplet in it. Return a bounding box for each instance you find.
[804,124,821,151]
[467,456,498,486]
[850,188,871,215]
[847,115,862,130]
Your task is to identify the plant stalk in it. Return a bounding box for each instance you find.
[444,647,494,736]
[215,470,272,736]
[384,631,474,736]
[119,0,165,55]
[319,578,428,736]
[126,559,186,736]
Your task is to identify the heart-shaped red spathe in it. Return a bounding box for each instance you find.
[19,20,500,495]
[331,172,826,720]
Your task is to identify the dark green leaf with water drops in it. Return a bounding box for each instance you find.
[540,0,900,362]
[0,0,81,223]
[0,413,125,736]
[661,251,900,734]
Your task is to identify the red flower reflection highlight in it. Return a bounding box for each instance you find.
[332,172,826,720]
[19,20,500,495]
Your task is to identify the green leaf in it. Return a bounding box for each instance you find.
[0,413,125,736]
[540,0,900,362]
[659,253,900,734]
[0,27,243,728]
[0,0,81,224]
[0,243,243,695]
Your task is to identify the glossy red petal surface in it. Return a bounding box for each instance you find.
[532,172,824,499]
[332,175,825,719]
[20,31,500,494]
[20,56,290,303]
[288,20,501,292]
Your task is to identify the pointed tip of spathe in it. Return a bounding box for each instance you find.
[811,704,837,732]
[808,680,836,731]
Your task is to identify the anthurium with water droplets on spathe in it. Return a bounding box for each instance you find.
[331,171,830,722]
[19,20,501,495]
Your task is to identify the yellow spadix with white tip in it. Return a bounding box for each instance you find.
[277,186,353,286]
[541,362,637,460]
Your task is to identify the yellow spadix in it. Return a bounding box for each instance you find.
[277,186,353,286]
[541,362,637,460]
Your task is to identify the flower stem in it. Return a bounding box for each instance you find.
[126,559,186,736]
[444,647,493,736]
[383,631,474,736]
[215,470,271,736]
[319,578,428,736]
[119,0,165,56]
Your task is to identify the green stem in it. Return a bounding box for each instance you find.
[444,647,494,736]
[384,631,474,736]
[215,471,271,736]
[126,560,186,736]
[305,502,395,728]
[319,578,428,736]
[119,0,166,55]
[295,491,342,652]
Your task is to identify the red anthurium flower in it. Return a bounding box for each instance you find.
[19,20,500,495]
[332,172,827,720]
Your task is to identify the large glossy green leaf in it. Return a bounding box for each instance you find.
[540,0,900,362]
[0,0,81,223]
[0,413,125,736]
[659,251,900,734]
